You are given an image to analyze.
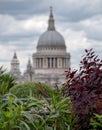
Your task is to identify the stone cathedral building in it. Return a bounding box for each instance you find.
[10,8,71,86]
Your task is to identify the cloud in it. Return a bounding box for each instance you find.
[58,25,102,70]
[82,15,102,41]
[0,0,48,19]
[57,14,102,42]
[0,14,48,36]
[56,0,102,22]
[0,0,102,21]
[0,0,102,72]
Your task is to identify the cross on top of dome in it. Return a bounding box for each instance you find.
[50,6,53,17]
[48,6,55,31]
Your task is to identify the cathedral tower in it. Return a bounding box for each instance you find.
[10,51,21,83]
[23,58,34,82]
[10,8,71,86]
[32,7,70,85]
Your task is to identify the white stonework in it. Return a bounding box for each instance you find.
[10,8,71,86]
[10,52,22,84]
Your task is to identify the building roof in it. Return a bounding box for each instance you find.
[37,7,66,50]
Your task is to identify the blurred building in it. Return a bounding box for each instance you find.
[10,8,71,86]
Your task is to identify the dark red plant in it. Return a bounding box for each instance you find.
[63,48,102,130]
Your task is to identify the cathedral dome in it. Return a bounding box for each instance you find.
[37,30,66,49]
[37,7,66,50]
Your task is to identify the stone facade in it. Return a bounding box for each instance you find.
[10,8,71,86]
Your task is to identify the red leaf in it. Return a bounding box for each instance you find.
[76,85,84,92]
[85,49,88,53]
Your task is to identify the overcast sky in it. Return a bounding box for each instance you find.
[0,0,102,73]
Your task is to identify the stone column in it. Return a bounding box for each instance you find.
[57,58,62,68]
[65,58,67,68]
[43,58,47,68]
[63,58,65,68]
[41,58,43,68]
[66,58,70,68]
[36,58,37,68]
[39,58,41,68]
[33,58,36,69]
[65,58,66,68]
[53,58,55,68]
[36,58,38,69]
[50,58,52,68]
[38,58,40,68]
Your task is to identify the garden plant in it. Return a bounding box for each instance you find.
[0,48,102,130]
[0,83,74,130]
[0,66,15,95]
[63,48,102,130]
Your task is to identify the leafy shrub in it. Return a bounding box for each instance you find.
[90,114,102,130]
[9,82,36,98]
[25,86,73,130]
[10,82,54,98]
[0,93,34,130]
[63,49,102,130]
[0,90,73,130]
[0,66,15,95]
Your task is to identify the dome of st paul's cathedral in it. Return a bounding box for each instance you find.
[37,7,66,50]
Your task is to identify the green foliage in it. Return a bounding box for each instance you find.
[0,93,34,130]
[10,82,54,98]
[9,82,36,98]
[90,114,102,130]
[0,66,15,95]
[0,90,73,130]
[0,67,74,129]
[0,66,5,77]
[24,87,74,130]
